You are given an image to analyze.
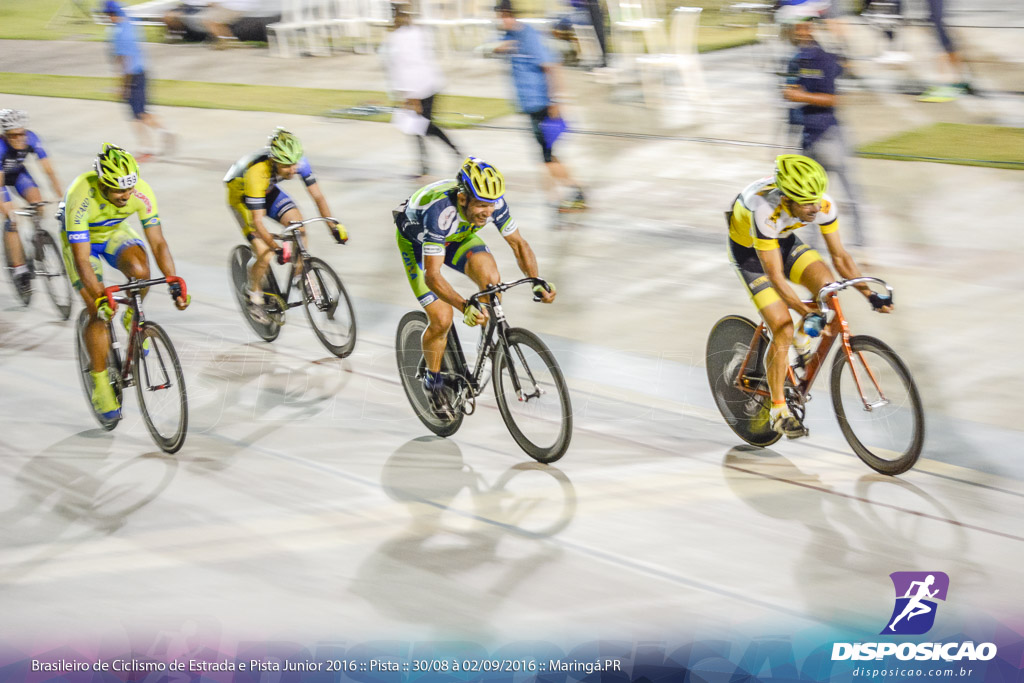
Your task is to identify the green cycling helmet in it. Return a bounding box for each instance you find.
[94,142,140,189]
[774,154,828,204]
[268,127,303,165]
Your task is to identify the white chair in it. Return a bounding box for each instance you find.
[268,0,320,57]
[635,6,708,109]
[608,0,663,60]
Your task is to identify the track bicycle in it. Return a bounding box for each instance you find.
[706,277,924,475]
[395,277,573,463]
[74,276,189,453]
[2,201,72,319]
[228,216,356,358]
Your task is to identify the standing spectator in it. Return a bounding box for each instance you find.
[103,1,175,160]
[382,3,463,177]
[782,15,866,247]
[918,0,971,102]
[495,0,585,212]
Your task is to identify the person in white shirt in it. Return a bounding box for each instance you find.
[383,4,462,177]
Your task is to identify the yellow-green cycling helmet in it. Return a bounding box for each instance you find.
[267,127,303,165]
[774,154,828,204]
[94,142,139,189]
[457,156,505,202]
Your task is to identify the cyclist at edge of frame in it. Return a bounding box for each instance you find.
[394,156,557,418]
[726,154,892,438]
[224,127,347,324]
[59,143,191,420]
[0,108,64,298]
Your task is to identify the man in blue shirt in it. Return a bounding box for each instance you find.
[104,1,175,160]
[495,0,586,212]
[782,16,866,247]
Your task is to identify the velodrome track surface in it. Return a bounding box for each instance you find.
[1,83,1022,650]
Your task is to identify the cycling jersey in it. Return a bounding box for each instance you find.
[397,179,516,256]
[58,170,157,291]
[1,130,48,181]
[728,176,838,251]
[224,152,316,212]
[62,171,160,245]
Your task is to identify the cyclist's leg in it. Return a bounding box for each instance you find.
[452,235,497,300]
[62,231,111,371]
[396,230,450,373]
[2,185,26,269]
[229,201,274,296]
[274,202,304,276]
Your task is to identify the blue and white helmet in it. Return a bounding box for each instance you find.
[0,109,29,133]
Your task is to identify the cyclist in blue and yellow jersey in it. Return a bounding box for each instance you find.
[1,109,63,298]
[60,143,190,420]
[727,154,891,438]
[224,127,346,324]
[394,156,557,417]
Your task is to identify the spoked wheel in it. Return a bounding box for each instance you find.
[34,229,72,320]
[3,232,32,307]
[705,315,780,447]
[831,335,924,475]
[133,321,188,453]
[493,328,573,463]
[395,310,464,437]
[301,256,357,358]
[228,244,280,342]
[75,310,122,431]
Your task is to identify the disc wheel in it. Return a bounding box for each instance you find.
[705,315,780,447]
[395,310,464,437]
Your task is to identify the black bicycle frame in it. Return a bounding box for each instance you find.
[268,218,336,312]
[102,277,181,392]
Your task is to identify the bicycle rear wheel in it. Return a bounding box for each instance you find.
[493,328,573,463]
[705,315,780,447]
[395,310,464,437]
[34,229,72,320]
[301,256,357,358]
[74,310,122,431]
[831,335,924,475]
[134,321,188,453]
[228,244,280,342]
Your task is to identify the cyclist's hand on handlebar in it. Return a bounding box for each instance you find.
[532,281,556,303]
[168,280,191,310]
[329,221,348,245]
[94,295,115,321]
[868,292,893,313]
[463,301,489,327]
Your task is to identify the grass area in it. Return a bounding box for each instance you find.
[857,123,1024,170]
[0,0,163,41]
[0,72,513,126]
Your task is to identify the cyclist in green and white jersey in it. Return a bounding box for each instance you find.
[394,156,556,417]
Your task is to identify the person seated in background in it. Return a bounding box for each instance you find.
[162,0,209,40]
[195,0,256,49]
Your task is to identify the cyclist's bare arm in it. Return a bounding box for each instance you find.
[306,182,334,225]
[423,253,472,311]
[39,158,62,198]
[504,231,555,303]
[757,247,815,317]
[144,223,189,309]
[821,230,890,310]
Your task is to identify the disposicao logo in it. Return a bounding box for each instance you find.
[831,572,997,662]
[882,571,949,635]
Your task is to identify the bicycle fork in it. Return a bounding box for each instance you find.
[491,300,543,403]
[833,298,889,412]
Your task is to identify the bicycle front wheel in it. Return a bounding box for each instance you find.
[302,256,357,358]
[706,315,780,447]
[395,310,464,437]
[34,229,72,320]
[228,244,281,342]
[830,335,924,475]
[134,321,188,453]
[75,310,122,431]
[493,328,573,463]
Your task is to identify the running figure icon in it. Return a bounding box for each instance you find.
[882,571,949,635]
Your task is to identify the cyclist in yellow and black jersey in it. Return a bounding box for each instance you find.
[728,154,891,438]
[224,127,346,323]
